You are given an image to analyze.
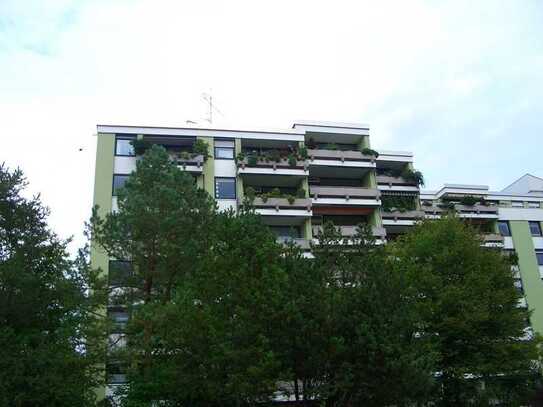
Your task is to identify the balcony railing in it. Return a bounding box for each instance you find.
[310,186,380,200]
[376,174,419,187]
[482,234,505,244]
[307,149,375,163]
[381,210,425,220]
[312,225,386,239]
[250,197,312,211]
[454,204,498,216]
[237,158,307,171]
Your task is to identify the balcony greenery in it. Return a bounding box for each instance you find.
[381,194,417,212]
[237,147,308,168]
[379,167,425,186]
[130,138,210,161]
[361,147,379,157]
[244,186,306,205]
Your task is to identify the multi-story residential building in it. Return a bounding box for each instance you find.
[92,121,542,398]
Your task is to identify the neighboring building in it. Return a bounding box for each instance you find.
[92,122,542,398]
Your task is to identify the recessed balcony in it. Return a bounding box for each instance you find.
[454,204,498,219]
[310,186,381,206]
[245,197,312,218]
[381,210,425,226]
[481,233,505,248]
[237,157,308,177]
[307,149,375,169]
[376,174,420,193]
[312,225,386,240]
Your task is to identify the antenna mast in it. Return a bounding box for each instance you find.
[202,91,223,125]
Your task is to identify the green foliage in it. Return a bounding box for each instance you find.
[286,194,296,205]
[235,151,246,162]
[389,217,541,405]
[270,224,436,405]
[297,146,309,160]
[381,194,417,212]
[243,186,256,205]
[324,143,338,150]
[247,154,258,167]
[267,149,282,163]
[193,139,210,161]
[0,164,107,406]
[296,187,307,198]
[287,154,297,167]
[460,195,479,206]
[401,168,425,186]
[130,138,152,155]
[361,147,379,157]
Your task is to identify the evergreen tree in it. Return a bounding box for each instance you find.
[0,164,106,407]
[390,217,541,406]
[274,223,436,406]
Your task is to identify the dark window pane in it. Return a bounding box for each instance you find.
[115,139,135,156]
[269,226,301,239]
[529,221,542,237]
[215,178,236,199]
[113,175,129,195]
[498,221,511,237]
[109,260,134,286]
[536,252,543,266]
[215,147,234,159]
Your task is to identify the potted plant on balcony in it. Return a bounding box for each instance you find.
[193,139,210,161]
[460,195,478,206]
[361,147,379,158]
[297,146,309,160]
[287,154,297,167]
[401,168,425,187]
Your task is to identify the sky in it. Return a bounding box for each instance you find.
[1,0,542,250]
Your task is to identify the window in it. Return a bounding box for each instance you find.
[115,138,135,156]
[528,202,541,208]
[215,177,236,199]
[498,221,511,237]
[109,260,134,286]
[108,310,129,332]
[214,140,235,160]
[536,251,543,266]
[512,201,524,208]
[529,221,542,237]
[112,175,129,195]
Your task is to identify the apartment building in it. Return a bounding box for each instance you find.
[92,121,541,395]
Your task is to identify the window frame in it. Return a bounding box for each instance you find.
[214,177,237,200]
[498,221,511,237]
[529,221,542,237]
[536,251,543,266]
[115,136,136,157]
[214,146,235,160]
[112,174,130,196]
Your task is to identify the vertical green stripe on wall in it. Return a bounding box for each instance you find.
[510,221,543,334]
[198,136,215,197]
[91,132,115,402]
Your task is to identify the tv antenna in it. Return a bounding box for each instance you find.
[201,91,223,124]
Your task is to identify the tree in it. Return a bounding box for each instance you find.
[0,164,106,407]
[390,216,541,406]
[90,146,287,406]
[273,223,436,406]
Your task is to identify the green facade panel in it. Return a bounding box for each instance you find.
[510,221,543,334]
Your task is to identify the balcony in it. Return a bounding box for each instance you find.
[171,153,204,174]
[310,186,381,206]
[312,225,386,240]
[246,197,312,218]
[382,210,425,226]
[454,204,498,219]
[481,233,505,248]
[376,174,420,193]
[237,157,308,177]
[307,149,375,169]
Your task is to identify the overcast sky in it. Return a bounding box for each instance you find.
[1,0,542,250]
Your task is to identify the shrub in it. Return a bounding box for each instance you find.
[361,148,379,158]
[401,168,425,186]
[286,195,296,205]
[324,143,338,150]
[288,154,297,167]
[193,139,210,161]
[268,150,282,163]
[236,152,246,162]
[297,146,309,160]
[460,195,479,206]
